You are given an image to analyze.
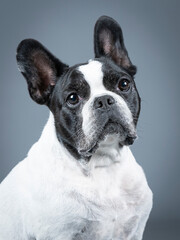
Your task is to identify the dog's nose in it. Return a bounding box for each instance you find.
[94,95,115,110]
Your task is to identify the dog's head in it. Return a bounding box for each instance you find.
[16,16,141,160]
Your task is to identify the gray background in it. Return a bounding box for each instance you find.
[0,0,180,239]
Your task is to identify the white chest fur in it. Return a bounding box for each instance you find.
[0,113,152,240]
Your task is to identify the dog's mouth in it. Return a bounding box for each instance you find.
[79,120,137,158]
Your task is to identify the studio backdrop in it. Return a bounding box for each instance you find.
[0,0,179,239]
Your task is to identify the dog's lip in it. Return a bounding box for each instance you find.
[78,142,99,157]
[120,134,137,146]
[78,121,113,156]
[79,121,137,157]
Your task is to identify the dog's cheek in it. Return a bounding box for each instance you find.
[111,93,133,125]
[126,88,141,126]
[81,99,95,137]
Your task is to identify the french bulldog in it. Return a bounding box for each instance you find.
[0,16,152,240]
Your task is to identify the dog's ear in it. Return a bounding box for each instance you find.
[16,39,68,105]
[94,16,136,76]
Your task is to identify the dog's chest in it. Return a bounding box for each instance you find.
[63,168,144,239]
[63,190,141,239]
[28,155,150,240]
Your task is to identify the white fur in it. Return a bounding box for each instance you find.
[78,60,134,141]
[0,113,152,240]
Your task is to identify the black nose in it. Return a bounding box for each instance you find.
[94,95,115,110]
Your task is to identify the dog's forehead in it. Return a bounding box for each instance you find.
[78,60,106,95]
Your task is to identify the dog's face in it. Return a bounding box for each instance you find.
[16,16,140,160]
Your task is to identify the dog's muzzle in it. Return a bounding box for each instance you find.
[79,95,137,157]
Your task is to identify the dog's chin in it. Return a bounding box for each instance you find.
[79,122,137,158]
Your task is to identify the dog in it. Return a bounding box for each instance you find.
[0,16,152,240]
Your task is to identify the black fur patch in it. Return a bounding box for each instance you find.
[49,66,91,160]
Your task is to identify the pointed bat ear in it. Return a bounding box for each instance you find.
[94,16,136,76]
[16,39,69,105]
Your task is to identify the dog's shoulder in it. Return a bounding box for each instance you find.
[0,159,27,192]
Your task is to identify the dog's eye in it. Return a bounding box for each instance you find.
[66,93,79,105]
[118,78,130,91]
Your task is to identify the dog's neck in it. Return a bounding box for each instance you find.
[28,112,134,175]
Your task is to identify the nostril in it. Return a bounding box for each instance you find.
[97,100,103,108]
[107,97,115,105]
